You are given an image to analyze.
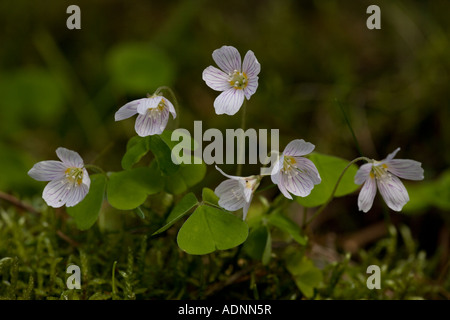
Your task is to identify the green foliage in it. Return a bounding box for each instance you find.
[317,225,445,300]
[267,210,307,246]
[0,0,448,301]
[152,192,198,235]
[243,226,272,265]
[162,160,206,195]
[404,169,450,214]
[295,153,359,207]
[285,251,323,298]
[66,174,107,230]
[107,167,163,210]
[201,187,219,206]
[1,207,446,300]
[121,136,153,171]
[122,134,179,175]
[159,129,199,154]
[177,205,249,255]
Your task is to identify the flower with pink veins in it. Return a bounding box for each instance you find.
[355,148,424,212]
[115,94,176,137]
[202,45,260,115]
[214,166,261,220]
[271,139,321,199]
[28,147,90,208]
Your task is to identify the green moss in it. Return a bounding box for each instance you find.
[0,202,448,300]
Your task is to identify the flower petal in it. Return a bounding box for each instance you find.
[243,76,259,100]
[242,50,261,78]
[134,108,169,137]
[384,159,424,181]
[42,178,73,208]
[354,163,373,185]
[163,97,177,119]
[243,183,253,203]
[28,160,67,181]
[283,139,315,157]
[293,157,321,185]
[270,156,284,184]
[271,170,281,185]
[202,66,232,91]
[137,96,163,115]
[212,45,242,74]
[215,165,255,203]
[82,168,91,189]
[56,147,84,167]
[65,183,89,207]
[276,178,293,200]
[385,147,401,161]
[242,194,253,220]
[281,169,315,198]
[357,174,377,212]
[215,165,241,181]
[377,175,409,212]
[213,88,245,115]
[115,99,140,121]
[215,179,247,211]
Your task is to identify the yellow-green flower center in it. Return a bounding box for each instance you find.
[244,177,260,191]
[370,162,389,179]
[65,167,83,186]
[229,70,248,89]
[282,156,297,173]
[147,98,166,118]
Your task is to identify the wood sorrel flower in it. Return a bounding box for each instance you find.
[271,139,321,199]
[115,94,176,137]
[202,45,260,115]
[28,147,90,208]
[355,148,424,212]
[214,166,261,220]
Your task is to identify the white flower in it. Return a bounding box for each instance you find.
[271,139,321,199]
[28,147,91,208]
[202,45,260,115]
[214,166,260,220]
[115,94,176,137]
[355,148,424,212]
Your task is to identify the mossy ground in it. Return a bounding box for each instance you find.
[1,196,448,300]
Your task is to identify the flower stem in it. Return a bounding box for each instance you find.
[304,156,370,228]
[84,164,107,176]
[201,201,224,211]
[255,182,276,194]
[336,99,363,157]
[236,100,247,176]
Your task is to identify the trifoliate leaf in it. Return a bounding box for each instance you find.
[177,205,248,255]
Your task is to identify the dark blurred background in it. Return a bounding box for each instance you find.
[0,0,448,265]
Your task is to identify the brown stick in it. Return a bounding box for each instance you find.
[56,230,80,247]
[0,191,39,214]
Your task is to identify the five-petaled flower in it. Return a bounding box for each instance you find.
[214,166,261,220]
[202,45,260,116]
[355,148,424,212]
[271,139,321,199]
[28,147,90,208]
[115,94,176,137]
